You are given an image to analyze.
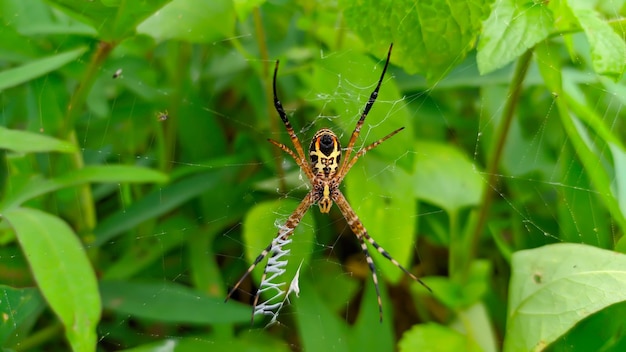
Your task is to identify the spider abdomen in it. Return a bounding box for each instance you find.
[313,177,339,213]
[309,128,341,177]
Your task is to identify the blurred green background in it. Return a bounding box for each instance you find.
[1,0,626,351]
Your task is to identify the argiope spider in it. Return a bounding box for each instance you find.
[225,43,431,322]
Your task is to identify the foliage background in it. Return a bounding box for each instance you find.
[1,0,626,351]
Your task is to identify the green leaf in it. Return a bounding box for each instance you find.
[504,243,626,351]
[242,199,315,295]
[311,48,413,171]
[568,2,626,80]
[306,260,359,313]
[48,0,171,40]
[0,286,44,345]
[536,42,626,236]
[119,332,291,352]
[0,46,87,91]
[340,0,493,81]
[398,322,482,352]
[137,0,235,42]
[547,299,626,351]
[416,260,490,311]
[233,0,265,21]
[612,142,626,237]
[93,167,240,247]
[1,165,167,211]
[477,0,553,74]
[349,280,394,351]
[102,216,192,280]
[346,154,416,284]
[413,140,483,214]
[294,279,350,352]
[2,207,100,352]
[1,0,96,37]
[450,303,498,352]
[100,280,250,324]
[0,126,77,153]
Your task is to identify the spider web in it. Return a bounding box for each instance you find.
[1,1,624,351]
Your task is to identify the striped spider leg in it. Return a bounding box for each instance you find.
[225,43,431,323]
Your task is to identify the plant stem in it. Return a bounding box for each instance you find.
[466,49,533,275]
[13,321,63,351]
[448,209,461,278]
[63,41,115,244]
[63,41,114,136]
[253,7,287,193]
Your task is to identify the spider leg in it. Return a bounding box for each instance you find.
[337,126,404,181]
[339,43,393,176]
[357,234,384,322]
[333,191,431,322]
[273,60,309,168]
[224,242,272,303]
[225,192,314,323]
[268,138,315,181]
[361,230,432,293]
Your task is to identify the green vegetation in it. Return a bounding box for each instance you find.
[1,0,625,351]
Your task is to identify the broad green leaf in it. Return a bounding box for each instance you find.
[1,165,167,211]
[0,126,76,153]
[120,331,290,352]
[48,0,171,40]
[0,46,87,91]
[137,0,235,42]
[294,279,350,352]
[306,260,359,313]
[564,78,625,148]
[450,303,498,352]
[414,140,483,214]
[612,143,626,235]
[341,0,493,81]
[477,0,553,74]
[2,207,100,352]
[312,48,413,171]
[1,0,96,36]
[242,199,315,300]
[546,299,626,351]
[233,0,265,20]
[100,281,250,324]
[568,1,626,80]
[504,243,626,351]
[536,43,626,236]
[102,216,192,280]
[0,286,44,345]
[557,147,611,248]
[413,260,490,311]
[346,154,415,284]
[399,322,482,352]
[93,166,241,246]
[349,280,394,351]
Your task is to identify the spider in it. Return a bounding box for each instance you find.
[225,43,431,322]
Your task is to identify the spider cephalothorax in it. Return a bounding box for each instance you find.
[309,128,341,177]
[225,43,431,323]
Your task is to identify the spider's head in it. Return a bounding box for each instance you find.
[309,128,341,178]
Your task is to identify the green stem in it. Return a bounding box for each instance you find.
[466,49,533,277]
[253,7,287,193]
[63,42,115,136]
[160,42,190,173]
[448,209,461,278]
[13,321,63,351]
[63,41,116,245]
